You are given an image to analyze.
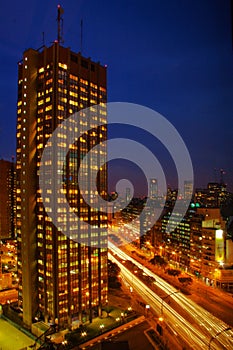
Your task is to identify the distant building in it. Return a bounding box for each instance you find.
[161,210,191,267]
[126,187,131,203]
[184,180,193,200]
[149,178,158,199]
[189,212,203,276]
[194,182,230,208]
[0,159,15,239]
[148,189,233,290]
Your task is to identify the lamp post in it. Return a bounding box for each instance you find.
[99,324,105,333]
[208,327,232,349]
[159,246,163,257]
[172,251,177,267]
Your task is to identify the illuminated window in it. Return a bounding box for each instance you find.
[81,96,88,101]
[58,62,68,70]
[80,78,88,85]
[69,100,78,106]
[70,91,78,98]
[60,97,67,103]
[70,74,78,82]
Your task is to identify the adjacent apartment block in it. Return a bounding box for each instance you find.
[0,159,15,239]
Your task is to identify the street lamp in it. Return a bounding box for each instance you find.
[159,246,163,257]
[172,251,177,267]
[99,324,105,333]
[145,304,150,317]
[208,327,232,349]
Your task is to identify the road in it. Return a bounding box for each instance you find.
[108,241,233,350]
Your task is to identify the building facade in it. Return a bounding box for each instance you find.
[0,159,15,239]
[16,42,108,329]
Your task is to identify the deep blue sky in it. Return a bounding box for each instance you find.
[0,0,232,194]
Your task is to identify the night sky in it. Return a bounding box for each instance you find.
[0,0,232,195]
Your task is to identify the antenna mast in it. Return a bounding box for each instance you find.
[57,4,64,43]
[80,19,83,53]
[220,169,225,185]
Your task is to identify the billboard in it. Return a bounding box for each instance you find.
[215,229,224,263]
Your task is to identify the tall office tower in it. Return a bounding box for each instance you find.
[0,159,15,239]
[16,37,108,328]
[184,180,193,200]
[126,187,131,203]
[149,178,158,199]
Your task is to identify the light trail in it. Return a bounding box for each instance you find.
[109,252,209,350]
[108,240,233,349]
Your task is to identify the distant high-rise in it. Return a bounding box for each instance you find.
[184,180,193,200]
[0,159,15,239]
[16,33,108,327]
[126,187,131,202]
[149,178,158,199]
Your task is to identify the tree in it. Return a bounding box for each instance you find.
[178,277,193,286]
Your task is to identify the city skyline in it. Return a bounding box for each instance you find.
[0,0,232,195]
[0,3,233,347]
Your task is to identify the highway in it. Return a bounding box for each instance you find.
[108,241,233,349]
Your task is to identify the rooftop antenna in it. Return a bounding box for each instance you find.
[57,4,64,43]
[42,32,45,46]
[80,19,83,53]
[220,169,225,185]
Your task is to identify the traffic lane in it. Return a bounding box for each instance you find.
[109,253,207,350]
[109,242,233,342]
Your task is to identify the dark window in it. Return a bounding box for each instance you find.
[71,54,78,63]
[91,64,95,72]
[81,59,88,69]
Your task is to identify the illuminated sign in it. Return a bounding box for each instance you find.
[215,229,224,262]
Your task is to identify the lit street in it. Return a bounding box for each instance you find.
[109,241,233,349]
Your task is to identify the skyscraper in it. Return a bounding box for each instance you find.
[16,23,108,328]
[184,180,193,200]
[149,178,158,199]
[0,159,15,239]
